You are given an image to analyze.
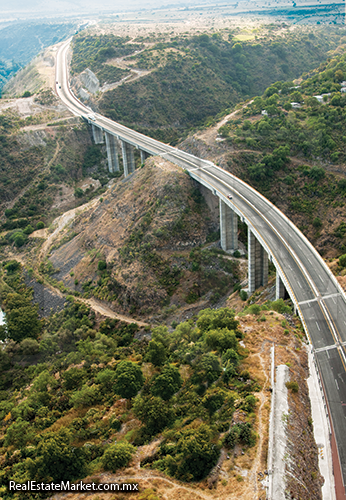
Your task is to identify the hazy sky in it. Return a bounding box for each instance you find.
[0,0,343,18]
[0,0,207,15]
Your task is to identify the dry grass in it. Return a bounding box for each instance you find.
[46,304,310,500]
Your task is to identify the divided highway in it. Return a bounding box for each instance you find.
[56,39,346,495]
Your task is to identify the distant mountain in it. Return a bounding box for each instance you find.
[0,0,343,17]
[0,21,77,66]
[0,20,78,92]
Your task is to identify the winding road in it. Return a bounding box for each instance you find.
[56,38,346,498]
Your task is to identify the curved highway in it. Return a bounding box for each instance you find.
[56,39,346,494]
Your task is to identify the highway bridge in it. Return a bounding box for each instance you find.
[56,38,346,499]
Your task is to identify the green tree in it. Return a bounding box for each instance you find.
[197,307,239,334]
[205,328,238,353]
[306,96,320,109]
[133,395,174,435]
[4,260,20,273]
[98,260,107,271]
[291,90,303,102]
[339,254,346,268]
[170,423,220,481]
[14,233,26,247]
[32,370,57,392]
[23,224,34,235]
[257,120,272,135]
[101,442,135,472]
[202,388,226,415]
[20,338,39,355]
[96,368,117,392]
[6,302,42,342]
[29,428,87,482]
[242,394,257,412]
[146,340,167,366]
[4,419,36,448]
[335,69,344,82]
[270,298,292,314]
[223,422,256,448]
[266,104,278,116]
[313,217,322,228]
[151,365,182,401]
[222,348,240,367]
[308,166,325,181]
[70,384,101,408]
[63,367,85,390]
[193,353,222,385]
[74,188,84,198]
[114,360,144,399]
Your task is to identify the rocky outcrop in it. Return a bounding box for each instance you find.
[71,68,100,99]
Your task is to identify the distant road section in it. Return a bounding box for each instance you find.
[56,39,346,498]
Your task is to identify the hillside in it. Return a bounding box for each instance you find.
[177,46,346,269]
[0,20,78,94]
[0,257,320,500]
[0,42,121,251]
[0,20,336,500]
[8,157,242,320]
[70,25,346,143]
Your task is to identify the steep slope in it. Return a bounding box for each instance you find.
[0,44,118,249]
[179,46,346,262]
[34,157,240,318]
[0,20,78,93]
[0,257,318,500]
[70,25,346,143]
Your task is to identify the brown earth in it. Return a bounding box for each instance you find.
[47,307,319,500]
[28,156,226,319]
[179,114,346,261]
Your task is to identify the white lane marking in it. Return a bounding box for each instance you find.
[327,350,330,358]
[315,345,337,353]
[307,258,312,264]
[297,281,302,288]
[319,274,324,282]
[298,244,302,250]
[332,297,336,304]
[335,379,339,390]
[316,321,320,331]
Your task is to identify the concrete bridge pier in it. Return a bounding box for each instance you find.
[92,124,104,144]
[140,149,149,164]
[105,132,120,173]
[276,274,286,300]
[219,199,238,252]
[248,228,268,293]
[121,141,136,177]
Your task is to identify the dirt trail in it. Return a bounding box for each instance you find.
[100,68,152,93]
[12,265,149,327]
[21,116,77,132]
[78,296,149,327]
[195,101,253,146]
[103,473,213,500]
[47,140,60,168]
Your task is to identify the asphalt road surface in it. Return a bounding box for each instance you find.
[56,38,346,493]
